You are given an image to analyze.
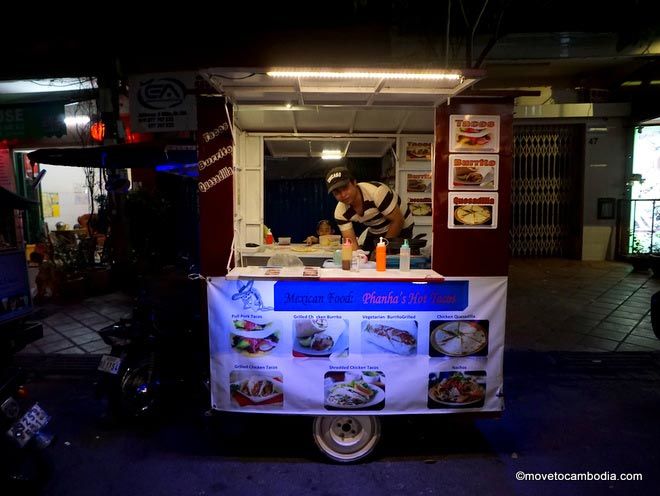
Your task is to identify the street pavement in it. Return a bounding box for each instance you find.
[25,350,660,496]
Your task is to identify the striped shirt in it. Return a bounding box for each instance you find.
[334,182,414,236]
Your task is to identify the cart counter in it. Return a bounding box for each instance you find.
[207,267,506,415]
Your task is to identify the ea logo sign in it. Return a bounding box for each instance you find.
[137,78,186,110]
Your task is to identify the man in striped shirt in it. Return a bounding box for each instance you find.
[326,166,414,253]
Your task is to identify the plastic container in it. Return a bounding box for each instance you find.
[376,237,387,272]
[341,238,352,270]
[265,229,274,245]
[278,237,291,245]
[319,234,341,247]
[399,239,410,272]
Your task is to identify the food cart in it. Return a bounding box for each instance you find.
[196,72,514,462]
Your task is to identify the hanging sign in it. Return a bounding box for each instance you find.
[129,72,197,132]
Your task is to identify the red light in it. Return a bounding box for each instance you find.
[17,385,28,399]
[90,122,106,142]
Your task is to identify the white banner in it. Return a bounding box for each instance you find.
[208,277,506,415]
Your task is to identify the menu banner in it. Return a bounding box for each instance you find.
[208,277,506,415]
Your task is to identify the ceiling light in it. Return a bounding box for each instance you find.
[63,115,90,126]
[267,70,462,81]
[321,150,343,160]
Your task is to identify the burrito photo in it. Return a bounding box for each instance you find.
[363,323,417,355]
[295,318,344,352]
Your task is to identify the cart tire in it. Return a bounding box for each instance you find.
[313,415,381,463]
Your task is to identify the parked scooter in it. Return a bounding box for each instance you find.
[1,329,54,494]
[95,264,208,421]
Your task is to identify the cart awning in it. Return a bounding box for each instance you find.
[27,142,197,169]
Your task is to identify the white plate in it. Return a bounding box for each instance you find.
[453,170,494,187]
[325,383,385,409]
[427,388,485,406]
[293,323,348,356]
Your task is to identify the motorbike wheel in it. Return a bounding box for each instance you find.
[119,357,162,417]
[313,415,381,463]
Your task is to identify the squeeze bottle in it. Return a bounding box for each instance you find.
[265,229,274,245]
[341,238,352,270]
[376,237,387,272]
[399,239,410,272]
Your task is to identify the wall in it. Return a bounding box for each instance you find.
[39,164,94,230]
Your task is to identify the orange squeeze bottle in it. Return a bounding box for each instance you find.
[376,237,387,272]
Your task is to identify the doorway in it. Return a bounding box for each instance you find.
[510,124,584,257]
[627,126,660,255]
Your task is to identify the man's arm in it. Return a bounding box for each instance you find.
[383,208,404,238]
[340,226,359,251]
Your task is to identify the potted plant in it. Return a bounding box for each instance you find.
[50,233,87,300]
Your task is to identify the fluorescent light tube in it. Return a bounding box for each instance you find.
[267,70,461,81]
[321,150,343,160]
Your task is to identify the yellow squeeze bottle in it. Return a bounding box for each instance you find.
[376,237,387,272]
[341,238,352,270]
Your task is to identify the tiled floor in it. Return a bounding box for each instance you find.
[16,258,660,359]
[20,292,133,356]
[506,258,660,352]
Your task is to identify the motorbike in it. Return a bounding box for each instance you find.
[95,264,209,421]
[0,325,54,494]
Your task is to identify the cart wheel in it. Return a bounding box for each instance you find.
[313,415,381,463]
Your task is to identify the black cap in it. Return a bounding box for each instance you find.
[325,166,354,193]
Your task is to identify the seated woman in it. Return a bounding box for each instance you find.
[304,219,335,245]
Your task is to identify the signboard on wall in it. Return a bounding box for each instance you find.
[0,102,66,140]
[207,276,506,415]
[197,96,234,276]
[449,114,500,153]
[0,148,15,192]
[129,72,197,132]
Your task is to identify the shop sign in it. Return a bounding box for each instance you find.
[129,72,197,132]
[0,102,66,140]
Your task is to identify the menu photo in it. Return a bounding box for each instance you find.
[449,154,498,191]
[406,172,432,193]
[409,197,432,217]
[448,192,498,229]
[405,140,432,161]
[449,114,500,153]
